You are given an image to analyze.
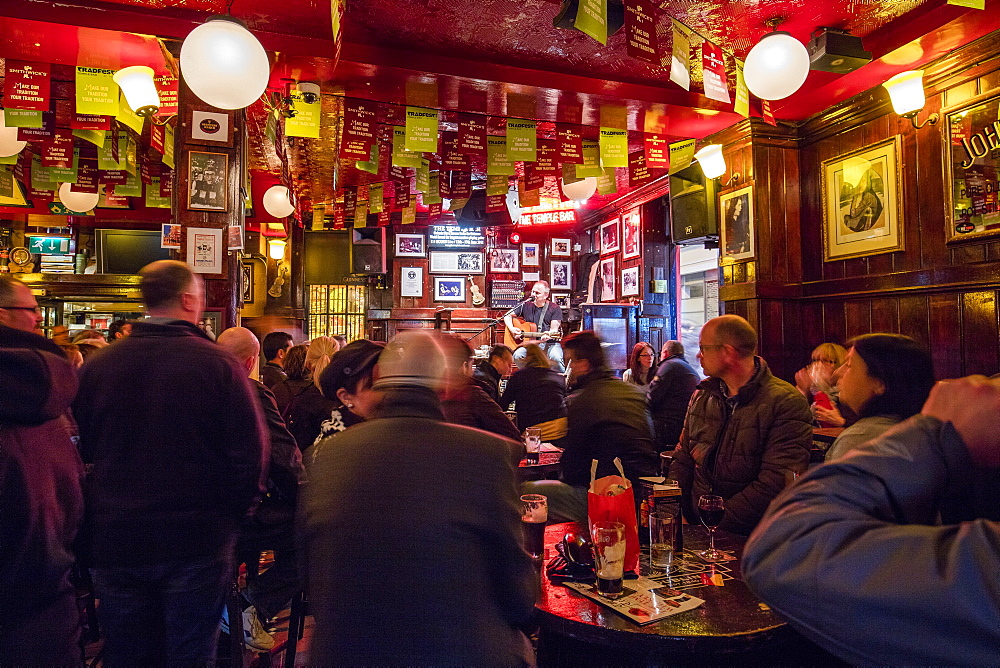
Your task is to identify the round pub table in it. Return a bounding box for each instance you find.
[533,523,840,666]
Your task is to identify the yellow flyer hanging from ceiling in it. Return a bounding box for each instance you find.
[75,67,119,117]
[4,108,43,128]
[145,177,171,208]
[353,200,369,228]
[416,158,431,193]
[576,141,602,177]
[575,0,608,45]
[312,203,326,231]
[368,183,384,213]
[506,120,537,162]
[668,139,695,174]
[286,90,321,139]
[405,107,438,153]
[402,206,416,224]
[486,174,509,196]
[356,143,379,174]
[116,91,144,135]
[947,0,984,8]
[487,136,515,176]
[734,59,750,118]
[670,20,692,91]
[597,168,617,195]
[163,125,175,169]
[599,127,629,168]
[392,126,422,168]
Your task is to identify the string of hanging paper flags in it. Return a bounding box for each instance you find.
[0,63,178,212]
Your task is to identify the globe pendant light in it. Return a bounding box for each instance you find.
[180,16,270,110]
[58,183,100,213]
[561,176,598,202]
[743,31,810,101]
[262,184,295,218]
[0,111,27,158]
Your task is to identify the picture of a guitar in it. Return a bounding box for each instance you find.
[468,276,486,307]
[504,316,563,348]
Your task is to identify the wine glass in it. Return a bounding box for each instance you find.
[697,494,725,562]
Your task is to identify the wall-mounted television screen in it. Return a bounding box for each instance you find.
[95,229,172,274]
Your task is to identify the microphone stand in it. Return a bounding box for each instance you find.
[464,298,532,343]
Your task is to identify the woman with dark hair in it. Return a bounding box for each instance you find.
[622,341,655,390]
[825,333,935,462]
[312,339,385,450]
[499,343,567,441]
[271,343,311,415]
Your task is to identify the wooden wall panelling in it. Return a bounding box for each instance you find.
[961,290,1000,375]
[870,296,900,334]
[928,293,963,379]
[798,144,825,284]
[798,301,825,348]
[822,301,847,346]
[781,145,802,285]
[898,294,930,347]
[844,300,873,341]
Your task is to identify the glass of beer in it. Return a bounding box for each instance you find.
[591,521,626,599]
[648,511,676,572]
[520,494,548,559]
[523,427,542,465]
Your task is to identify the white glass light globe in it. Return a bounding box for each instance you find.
[180,17,270,110]
[113,66,160,117]
[561,177,598,202]
[0,112,27,158]
[694,144,726,179]
[262,185,295,218]
[882,70,926,116]
[58,183,100,213]
[743,31,810,101]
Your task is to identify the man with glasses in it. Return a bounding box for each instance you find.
[667,315,812,536]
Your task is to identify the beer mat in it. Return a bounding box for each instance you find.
[647,558,734,590]
[539,442,563,452]
[563,576,705,624]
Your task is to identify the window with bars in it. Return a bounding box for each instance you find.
[306,284,367,341]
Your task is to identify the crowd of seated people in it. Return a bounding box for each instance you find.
[4,265,1000,665]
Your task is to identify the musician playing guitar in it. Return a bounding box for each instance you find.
[504,280,565,372]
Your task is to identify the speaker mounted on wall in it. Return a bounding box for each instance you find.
[351,227,386,275]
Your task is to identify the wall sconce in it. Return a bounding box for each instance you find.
[744,19,811,101]
[694,144,727,179]
[113,66,160,118]
[882,70,938,129]
[179,15,270,110]
[267,238,288,298]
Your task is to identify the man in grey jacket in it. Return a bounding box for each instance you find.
[743,374,1000,665]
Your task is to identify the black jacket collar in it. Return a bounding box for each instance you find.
[373,386,446,421]
[131,319,213,340]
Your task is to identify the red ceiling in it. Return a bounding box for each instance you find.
[2,0,1000,210]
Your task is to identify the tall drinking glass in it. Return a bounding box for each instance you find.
[520,494,547,559]
[697,494,725,562]
[591,521,626,599]
[648,511,676,572]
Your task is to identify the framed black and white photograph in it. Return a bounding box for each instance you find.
[551,237,572,257]
[429,251,485,274]
[550,260,572,290]
[185,226,223,275]
[600,256,616,301]
[552,293,571,309]
[187,151,228,211]
[719,185,755,262]
[490,248,520,273]
[433,276,466,302]
[623,211,641,259]
[621,265,640,297]
[395,233,426,257]
[599,219,620,255]
[522,242,540,266]
[197,308,224,341]
[400,266,423,297]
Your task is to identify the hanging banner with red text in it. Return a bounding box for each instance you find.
[4,61,50,111]
[557,124,584,164]
[702,42,730,103]
[625,0,658,64]
[644,133,670,169]
[341,99,380,159]
[629,150,653,186]
[441,132,470,171]
[154,75,178,119]
[457,114,487,156]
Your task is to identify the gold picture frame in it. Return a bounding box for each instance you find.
[942,90,1000,242]
[821,136,903,262]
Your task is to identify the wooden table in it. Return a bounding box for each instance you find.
[533,523,838,666]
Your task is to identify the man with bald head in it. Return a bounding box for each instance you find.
[668,315,811,536]
[217,327,303,649]
[73,261,269,664]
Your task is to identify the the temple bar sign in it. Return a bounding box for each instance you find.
[520,209,577,226]
[428,225,486,248]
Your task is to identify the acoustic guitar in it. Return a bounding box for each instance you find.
[468,276,486,307]
[504,316,563,349]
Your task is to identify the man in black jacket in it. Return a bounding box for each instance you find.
[260,330,293,388]
[473,344,514,403]
[647,340,699,452]
[522,331,658,522]
[74,261,269,665]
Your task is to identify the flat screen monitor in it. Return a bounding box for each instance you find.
[95,229,172,274]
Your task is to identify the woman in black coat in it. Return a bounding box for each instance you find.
[499,343,567,436]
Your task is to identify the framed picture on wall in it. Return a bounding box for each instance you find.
[400,266,423,297]
[490,248,520,272]
[550,260,572,290]
[197,308,224,341]
[620,265,640,297]
[522,242,540,266]
[622,211,641,259]
[599,219,620,254]
[599,256,616,301]
[719,185,755,262]
[395,233,426,257]
[551,238,572,257]
[433,276,466,302]
[185,226,223,274]
[943,92,1000,241]
[187,151,228,211]
[429,251,485,274]
[821,136,903,262]
[552,293,571,309]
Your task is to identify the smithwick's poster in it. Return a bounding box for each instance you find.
[701,42,730,103]
[625,0,659,64]
[186,226,223,274]
[3,60,51,111]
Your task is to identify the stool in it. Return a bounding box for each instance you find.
[283,591,308,668]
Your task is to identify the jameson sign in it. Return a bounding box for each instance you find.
[946,93,1000,241]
